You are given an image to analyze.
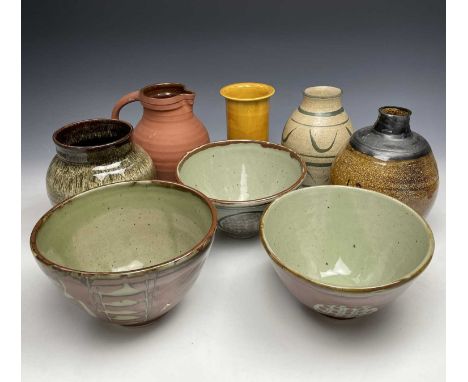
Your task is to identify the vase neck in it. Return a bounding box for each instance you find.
[349,106,431,161]
[53,119,133,164]
[300,86,343,114]
[373,106,412,136]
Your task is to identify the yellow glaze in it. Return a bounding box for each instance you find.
[220,82,275,140]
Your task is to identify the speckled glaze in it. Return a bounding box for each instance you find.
[260,186,434,319]
[282,86,353,186]
[331,107,439,216]
[46,119,156,205]
[111,83,210,181]
[220,82,275,140]
[30,181,217,326]
[176,140,306,238]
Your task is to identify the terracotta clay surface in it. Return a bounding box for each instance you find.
[112,83,210,181]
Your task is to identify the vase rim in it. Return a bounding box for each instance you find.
[303,86,342,99]
[379,106,412,118]
[220,82,275,101]
[53,118,132,153]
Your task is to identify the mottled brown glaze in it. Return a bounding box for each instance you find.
[331,145,439,216]
[111,82,210,181]
[46,119,156,204]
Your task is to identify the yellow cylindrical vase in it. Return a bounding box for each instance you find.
[220,82,275,140]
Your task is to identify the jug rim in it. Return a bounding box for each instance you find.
[139,82,195,106]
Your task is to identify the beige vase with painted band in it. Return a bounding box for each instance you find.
[281,86,353,186]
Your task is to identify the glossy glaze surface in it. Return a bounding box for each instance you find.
[260,186,434,318]
[220,82,275,140]
[282,86,353,186]
[112,83,210,181]
[37,183,213,272]
[331,106,439,216]
[178,141,303,201]
[31,181,217,325]
[177,140,306,238]
[46,119,156,204]
[350,106,431,160]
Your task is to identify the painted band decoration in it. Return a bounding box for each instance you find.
[281,86,353,186]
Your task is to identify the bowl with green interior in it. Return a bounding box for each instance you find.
[176,140,306,238]
[260,186,434,319]
[30,181,217,326]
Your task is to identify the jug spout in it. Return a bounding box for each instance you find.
[111,82,210,181]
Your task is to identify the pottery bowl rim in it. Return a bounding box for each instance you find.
[53,118,133,153]
[219,82,275,101]
[30,180,218,277]
[176,139,307,207]
[260,185,435,294]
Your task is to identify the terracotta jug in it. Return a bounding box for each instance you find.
[112,83,210,181]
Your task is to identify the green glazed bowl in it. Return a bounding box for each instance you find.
[260,186,434,319]
[30,181,217,326]
[176,140,307,238]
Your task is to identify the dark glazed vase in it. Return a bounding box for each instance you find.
[46,119,156,204]
[330,106,439,216]
[111,82,210,181]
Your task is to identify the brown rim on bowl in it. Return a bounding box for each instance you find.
[30,180,218,277]
[175,140,307,206]
[259,185,435,293]
[53,118,134,153]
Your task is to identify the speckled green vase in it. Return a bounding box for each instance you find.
[46,119,156,204]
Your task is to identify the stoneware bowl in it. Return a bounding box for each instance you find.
[260,186,434,319]
[30,181,217,326]
[176,140,306,238]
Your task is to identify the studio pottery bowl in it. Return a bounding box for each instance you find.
[260,186,434,319]
[176,140,306,238]
[30,181,217,326]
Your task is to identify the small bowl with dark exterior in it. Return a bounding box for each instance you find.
[30,181,217,326]
[46,118,156,205]
[176,140,307,238]
[260,186,434,319]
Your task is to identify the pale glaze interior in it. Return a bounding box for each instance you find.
[35,183,213,272]
[178,142,303,202]
[262,187,433,288]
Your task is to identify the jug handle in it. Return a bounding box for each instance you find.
[111,90,140,119]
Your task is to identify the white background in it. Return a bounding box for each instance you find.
[21,164,445,381]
